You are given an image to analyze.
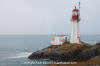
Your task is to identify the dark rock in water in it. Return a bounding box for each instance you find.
[28,43,100,62]
[96,42,100,46]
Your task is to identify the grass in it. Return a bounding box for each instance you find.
[55,43,73,51]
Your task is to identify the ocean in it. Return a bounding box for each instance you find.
[0,35,100,66]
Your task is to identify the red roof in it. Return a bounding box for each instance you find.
[73,6,79,11]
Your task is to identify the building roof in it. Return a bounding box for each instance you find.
[56,35,67,37]
[73,6,79,11]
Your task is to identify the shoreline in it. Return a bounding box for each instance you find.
[28,42,100,64]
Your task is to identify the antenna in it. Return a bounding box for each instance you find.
[78,1,81,10]
[72,0,81,10]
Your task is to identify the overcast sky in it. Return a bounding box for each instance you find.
[0,0,99,35]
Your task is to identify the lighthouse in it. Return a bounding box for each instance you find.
[70,6,81,44]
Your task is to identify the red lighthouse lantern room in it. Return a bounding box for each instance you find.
[71,6,80,22]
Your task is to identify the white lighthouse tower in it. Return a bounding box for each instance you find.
[70,6,81,44]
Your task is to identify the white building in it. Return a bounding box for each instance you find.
[51,35,67,46]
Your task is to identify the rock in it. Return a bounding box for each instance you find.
[96,42,100,46]
[28,43,100,62]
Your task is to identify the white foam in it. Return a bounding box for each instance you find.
[8,52,32,59]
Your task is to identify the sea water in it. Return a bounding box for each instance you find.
[0,35,100,66]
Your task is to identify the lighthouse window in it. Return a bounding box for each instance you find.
[73,12,78,15]
[77,11,80,15]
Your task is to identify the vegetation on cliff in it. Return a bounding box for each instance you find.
[28,42,100,64]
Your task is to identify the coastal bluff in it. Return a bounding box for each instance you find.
[28,42,100,64]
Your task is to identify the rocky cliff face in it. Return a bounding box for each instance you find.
[28,42,100,63]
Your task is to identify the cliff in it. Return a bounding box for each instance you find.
[28,42,100,64]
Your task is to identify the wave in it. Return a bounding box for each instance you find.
[8,52,32,59]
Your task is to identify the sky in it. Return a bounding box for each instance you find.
[0,0,99,35]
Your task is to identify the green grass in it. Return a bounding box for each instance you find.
[56,43,72,50]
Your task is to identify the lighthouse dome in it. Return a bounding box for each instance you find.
[73,6,79,11]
